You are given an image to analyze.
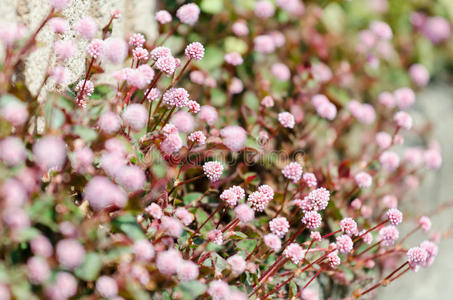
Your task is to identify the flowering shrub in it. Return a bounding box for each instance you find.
[0,0,451,299]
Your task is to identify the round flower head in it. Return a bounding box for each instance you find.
[258,184,274,201]
[175,207,194,226]
[185,42,205,61]
[96,276,118,298]
[327,252,341,268]
[336,235,353,254]
[424,148,442,170]
[269,217,290,238]
[370,20,393,39]
[423,16,451,44]
[146,88,161,102]
[33,136,66,171]
[1,179,27,207]
[163,88,189,108]
[84,176,127,210]
[409,64,430,87]
[74,16,97,39]
[156,10,172,24]
[50,66,69,85]
[71,146,93,173]
[208,280,230,300]
[302,211,322,229]
[98,111,122,134]
[303,172,317,188]
[3,207,30,229]
[261,95,274,108]
[354,171,372,188]
[359,230,373,245]
[27,256,50,284]
[87,39,104,59]
[386,208,403,226]
[379,225,399,246]
[54,40,76,60]
[188,131,206,145]
[234,204,255,223]
[177,260,199,281]
[203,161,223,182]
[31,235,53,258]
[315,100,337,120]
[156,249,182,275]
[56,239,85,269]
[254,35,275,54]
[75,79,94,100]
[220,189,239,207]
[284,243,305,264]
[378,91,395,108]
[304,187,330,211]
[176,3,200,26]
[145,203,162,219]
[133,47,149,61]
[311,62,333,83]
[420,240,438,265]
[0,137,26,166]
[379,151,400,171]
[116,165,145,192]
[228,77,243,95]
[278,112,295,128]
[199,105,218,126]
[407,246,428,270]
[340,218,358,236]
[264,233,282,252]
[220,125,246,152]
[418,216,431,232]
[155,55,177,75]
[122,104,147,131]
[224,52,243,66]
[171,111,194,133]
[1,100,29,127]
[376,131,392,149]
[300,288,318,300]
[232,20,249,36]
[248,191,270,212]
[348,101,376,125]
[271,63,290,81]
[161,134,183,154]
[0,23,26,46]
[255,0,275,18]
[49,0,71,10]
[133,239,155,261]
[103,37,128,64]
[227,254,246,275]
[310,231,322,242]
[207,229,223,245]
[394,111,413,130]
[128,33,145,48]
[150,46,171,61]
[282,162,303,182]
[394,87,415,109]
[160,216,183,238]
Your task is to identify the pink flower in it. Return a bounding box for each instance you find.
[27,256,50,284]
[378,91,395,108]
[0,137,26,166]
[2,207,30,229]
[271,63,290,81]
[128,33,145,48]
[156,249,182,275]
[420,240,438,267]
[303,172,317,188]
[254,35,275,54]
[96,276,118,298]
[207,229,223,245]
[370,21,393,40]
[75,79,94,100]
[156,10,172,24]
[175,207,194,226]
[300,288,318,300]
[359,230,373,245]
[419,216,431,232]
[264,233,282,252]
[56,239,85,269]
[278,112,295,128]
[0,23,25,46]
[394,87,415,109]
[111,9,121,19]
[203,161,223,182]
[31,235,53,258]
[188,131,206,145]
[248,191,269,212]
[379,151,400,171]
[424,148,442,170]
[133,239,155,261]
[376,131,392,149]
[284,243,305,264]
[163,88,189,108]
[176,3,200,26]
[386,208,403,226]
[187,100,201,113]
[227,254,246,275]
[161,216,183,237]
[74,17,97,39]
[270,30,286,47]
[315,100,337,120]
[348,100,376,125]
[185,42,205,61]
[232,20,249,36]
[340,218,358,236]
[33,136,66,171]
[382,194,398,208]
[276,0,305,16]
[116,165,145,192]
[49,17,69,33]
[146,88,161,102]
[304,188,330,211]
[258,184,274,201]
[199,105,218,125]
[310,231,322,241]
[220,125,246,152]
[229,77,243,94]
[1,100,28,127]
[84,176,127,210]
[336,235,353,254]
[71,146,93,173]
[1,179,27,207]
[177,260,199,281]
[155,55,177,75]
[261,96,274,107]
[394,111,413,130]
[224,52,243,66]
[409,64,430,87]
[220,189,239,207]
[312,62,332,83]
[327,252,341,267]
[145,203,162,219]
[269,217,290,238]
[150,47,171,61]
[122,104,147,131]
[379,225,399,246]
[208,280,230,300]
[49,0,71,10]
[171,111,195,133]
[407,246,428,270]
[422,16,451,44]
[190,70,205,84]
[234,204,255,223]
[302,211,322,229]
[133,47,149,61]
[50,66,69,85]
[162,124,177,136]
[282,162,303,183]
[354,171,372,188]
[103,37,128,64]
[98,111,122,134]
[87,39,104,59]
[255,0,275,18]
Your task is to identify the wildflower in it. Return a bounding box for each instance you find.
[203,161,223,182]
[258,184,274,201]
[188,131,206,145]
[254,35,275,54]
[269,217,290,238]
[56,239,85,269]
[312,62,333,83]
[33,136,66,171]
[208,280,230,300]
[84,176,127,211]
[129,33,145,47]
[161,216,183,238]
[27,256,50,284]
[379,225,399,246]
[96,276,118,298]
[146,88,161,102]
[422,16,451,44]
[340,218,358,236]
[394,111,413,130]
[207,229,223,245]
[284,243,305,264]
[336,235,353,254]
[171,111,195,133]
[175,207,194,226]
[98,111,122,134]
[370,21,393,39]
[232,20,249,36]
[145,203,162,219]
[348,100,376,125]
[199,105,218,126]
[122,104,147,131]
[304,187,330,211]
[30,235,53,258]
[156,10,172,24]
[133,239,154,261]
[379,151,400,171]
[409,64,430,87]
[133,47,149,61]
[248,191,270,212]
[302,211,322,229]
[160,133,182,154]
[394,87,415,109]
[163,88,189,108]
[224,52,243,66]
[103,37,128,64]
[0,137,26,166]
[278,112,295,128]
[303,172,317,187]
[2,207,30,229]
[234,204,255,223]
[229,77,243,94]
[75,79,94,99]
[48,0,71,10]
[51,66,69,85]
[327,252,341,267]
[176,3,200,26]
[261,96,274,107]
[155,55,177,75]
[420,240,438,267]
[49,17,69,33]
[1,100,29,127]
[419,216,432,232]
[74,17,97,39]
[116,165,145,192]
[187,100,201,113]
[220,125,247,152]
[355,172,372,188]
[185,42,205,61]
[386,208,403,226]
[227,254,246,275]
[156,249,182,275]
[177,260,199,281]
[255,0,275,18]
[378,91,395,108]
[54,40,76,59]
[271,63,290,81]
[407,247,428,270]
[424,148,442,170]
[87,39,104,59]
[264,234,282,252]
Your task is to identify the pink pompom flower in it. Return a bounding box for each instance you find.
[247,191,270,212]
[160,133,182,154]
[163,88,189,108]
[156,249,182,275]
[207,229,223,245]
[156,10,172,24]
[379,151,400,171]
[394,87,415,109]
[269,217,290,238]
[203,161,224,182]
[254,35,275,54]
[302,211,322,229]
[171,111,195,133]
[98,111,122,134]
[418,216,431,232]
[56,239,85,269]
[271,63,291,81]
[103,37,128,64]
[340,218,358,236]
[386,208,403,226]
[129,33,145,48]
[133,239,155,261]
[176,3,200,26]
[407,246,428,270]
[303,172,317,188]
[49,17,69,33]
[354,171,372,188]
[122,104,147,131]
[84,176,127,211]
[232,20,249,36]
[96,276,118,298]
[379,225,399,246]
[336,235,353,254]
[227,254,246,275]
[255,0,275,18]
[188,130,206,145]
[282,162,303,183]
[199,105,218,126]
[234,204,255,223]
[278,112,295,128]
[0,137,26,166]
[284,243,305,264]
[394,111,413,130]
[177,260,199,281]
[175,207,194,226]
[224,52,243,66]
[155,55,177,75]
[49,0,71,10]
[161,216,183,238]
[33,136,66,171]
[208,280,230,300]
[327,252,341,267]
[220,125,246,152]
[74,17,97,39]
[264,233,282,252]
[409,64,430,87]
[185,42,205,61]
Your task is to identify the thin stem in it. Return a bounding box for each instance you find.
[275,181,290,217]
[296,267,324,298]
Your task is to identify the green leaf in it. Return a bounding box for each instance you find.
[200,0,224,14]
[211,88,227,106]
[50,108,65,129]
[195,209,213,234]
[195,46,224,71]
[74,125,98,143]
[152,164,167,178]
[183,192,203,205]
[176,281,207,300]
[237,239,257,253]
[112,214,146,241]
[75,252,102,281]
[224,37,248,55]
[322,3,346,34]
